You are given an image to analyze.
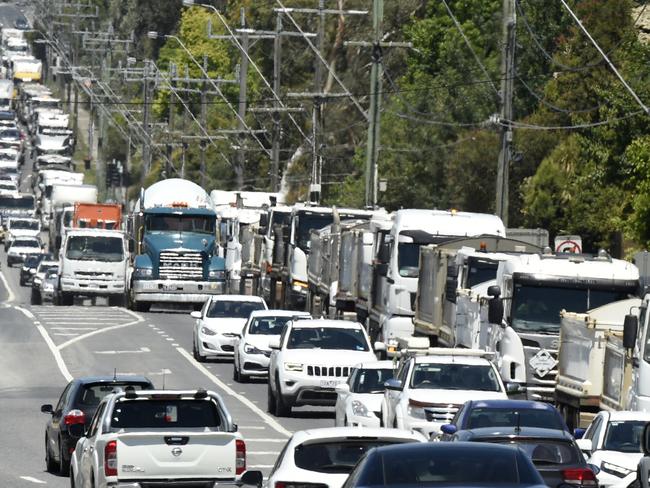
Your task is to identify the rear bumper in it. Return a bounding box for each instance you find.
[132,279,225,303]
[109,479,237,487]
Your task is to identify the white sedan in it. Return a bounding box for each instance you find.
[577,410,650,488]
[266,427,425,488]
[233,309,311,382]
[191,294,267,361]
[335,360,395,428]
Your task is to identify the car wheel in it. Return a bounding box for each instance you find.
[267,381,277,416]
[19,277,25,286]
[58,439,69,476]
[193,338,206,362]
[274,378,292,417]
[31,288,41,305]
[45,435,58,473]
[233,362,241,382]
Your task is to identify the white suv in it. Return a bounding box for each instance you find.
[267,319,384,417]
[382,349,507,437]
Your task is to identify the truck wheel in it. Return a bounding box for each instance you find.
[274,378,292,417]
[60,292,74,306]
[267,382,277,415]
[31,289,41,305]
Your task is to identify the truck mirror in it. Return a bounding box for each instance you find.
[128,239,134,253]
[487,285,501,297]
[623,314,639,350]
[488,296,504,325]
[376,263,388,276]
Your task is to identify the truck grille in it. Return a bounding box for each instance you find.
[76,271,114,279]
[159,251,203,280]
[424,403,462,422]
[307,365,350,377]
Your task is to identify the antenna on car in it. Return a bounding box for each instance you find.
[162,368,166,390]
[113,368,117,381]
[514,411,521,435]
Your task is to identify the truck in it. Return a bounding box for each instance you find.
[555,298,641,430]
[68,388,261,488]
[11,55,42,83]
[260,205,292,303]
[127,178,227,311]
[483,251,639,403]
[413,236,542,350]
[72,202,121,230]
[33,111,73,156]
[367,209,506,344]
[56,228,129,306]
[0,79,15,111]
[46,183,97,248]
[0,193,35,229]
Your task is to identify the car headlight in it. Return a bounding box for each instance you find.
[43,283,54,291]
[600,462,633,478]
[209,269,226,280]
[33,278,42,285]
[29,268,36,273]
[284,362,304,372]
[292,280,308,293]
[407,404,426,420]
[133,267,153,279]
[200,326,217,336]
[244,343,264,355]
[351,400,371,418]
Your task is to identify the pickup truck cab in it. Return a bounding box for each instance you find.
[69,388,256,488]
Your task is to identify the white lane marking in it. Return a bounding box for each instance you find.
[0,270,15,302]
[166,338,174,341]
[239,426,266,430]
[15,306,73,382]
[172,343,179,347]
[176,347,291,438]
[95,346,151,355]
[51,327,97,330]
[54,333,80,336]
[57,311,144,350]
[147,369,172,376]
[19,476,46,484]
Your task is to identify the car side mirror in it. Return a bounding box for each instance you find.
[268,337,281,350]
[128,239,134,253]
[68,423,86,437]
[374,341,386,352]
[335,383,350,394]
[241,470,264,488]
[440,424,457,435]
[487,285,501,297]
[506,382,526,394]
[575,438,593,453]
[573,428,586,440]
[376,262,388,276]
[40,404,53,414]
[623,314,639,350]
[384,379,403,391]
[190,311,202,319]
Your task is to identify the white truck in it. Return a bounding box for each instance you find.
[555,299,641,431]
[484,252,639,402]
[69,388,261,488]
[11,55,42,83]
[57,228,129,306]
[45,183,97,238]
[33,111,73,156]
[367,209,506,345]
[0,79,14,111]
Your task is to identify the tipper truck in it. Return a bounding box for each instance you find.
[128,178,227,311]
[72,202,121,230]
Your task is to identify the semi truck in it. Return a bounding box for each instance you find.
[127,178,227,311]
[484,251,639,402]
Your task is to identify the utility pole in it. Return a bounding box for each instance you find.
[141,60,152,185]
[237,8,249,190]
[495,0,516,226]
[166,62,176,179]
[200,56,208,188]
[271,14,283,193]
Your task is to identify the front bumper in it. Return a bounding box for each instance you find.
[198,333,238,358]
[239,351,271,376]
[60,278,125,296]
[279,371,346,406]
[132,279,225,303]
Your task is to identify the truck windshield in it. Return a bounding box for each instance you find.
[0,195,33,209]
[511,282,634,334]
[111,399,222,429]
[146,214,215,234]
[287,327,369,351]
[397,234,451,278]
[352,368,395,394]
[410,363,502,392]
[296,212,333,252]
[466,257,499,288]
[65,236,123,262]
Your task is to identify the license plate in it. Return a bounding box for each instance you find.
[320,380,340,388]
[163,283,179,291]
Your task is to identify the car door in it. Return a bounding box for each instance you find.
[337,369,356,425]
[385,359,410,425]
[50,382,73,457]
[79,403,105,487]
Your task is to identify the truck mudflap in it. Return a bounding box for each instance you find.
[116,432,238,481]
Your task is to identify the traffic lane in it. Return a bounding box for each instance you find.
[0,3,24,30]
[145,310,336,432]
[0,300,68,486]
[30,306,293,473]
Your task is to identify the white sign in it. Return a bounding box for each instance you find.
[554,235,582,253]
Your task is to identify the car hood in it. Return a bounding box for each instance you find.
[596,451,643,471]
[9,246,40,254]
[9,229,39,238]
[282,348,376,365]
[242,334,279,350]
[407,389,507,405]
[202,317,247,335]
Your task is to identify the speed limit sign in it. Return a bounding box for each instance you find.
[554,235,582,253]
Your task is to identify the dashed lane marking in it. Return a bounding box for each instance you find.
[95,346,151,355]
[19,476,46,484]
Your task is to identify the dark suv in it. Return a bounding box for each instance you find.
[20,254,45,286]
[40,375,154,476]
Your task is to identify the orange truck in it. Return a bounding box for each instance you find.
[72,202,122,230]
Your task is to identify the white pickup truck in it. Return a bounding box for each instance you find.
[69,389,262,488]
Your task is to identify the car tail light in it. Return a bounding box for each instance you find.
[105,440,117,477]
[64,409,85,426]
[562,468,598,487]
[236,439,246,475]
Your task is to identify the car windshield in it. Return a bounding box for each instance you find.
[466,257,499,288]
[13,239,39,248]
[10,220,38,230]
[38,264,57,274]
[295,440,407,474]
[287,327,369,351]
[490,439,581,466]
[75,383,149,408]
[248,316,295,335]
[65,236,123,262]
[24,255,41,267]
[296,212,333,252]
[511,282,635,334]
[602,420,646,453]
[110,399,222,429]
[206,300,265,319]
[146,213,215,235]
[410,363,501,392]
[352,368,395,394]
[373,446,538,485]
[466,408,564,430]
[0,129,20,139]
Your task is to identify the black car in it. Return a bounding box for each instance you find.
[40,375,154,476]
[19,254,45,286]
[342,442,547,488]
[453,427,599,488]
[14,17,29,29]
